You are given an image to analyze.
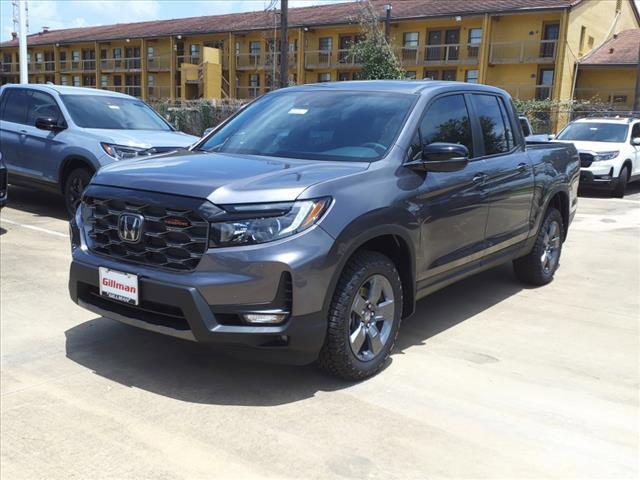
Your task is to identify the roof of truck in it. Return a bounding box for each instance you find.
[293,80,507,96]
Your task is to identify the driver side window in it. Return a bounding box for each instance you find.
[418,94,474,158]
[26,91,62,127]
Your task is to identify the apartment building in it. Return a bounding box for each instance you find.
[1,0,638,107]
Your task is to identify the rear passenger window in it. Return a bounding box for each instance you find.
[471,94,514,155]
[2,89,29,124]
[419,94,474,157]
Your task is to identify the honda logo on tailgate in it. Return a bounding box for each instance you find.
[118,213,144,243]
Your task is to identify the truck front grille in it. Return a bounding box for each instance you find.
[579,153,594,168]
[82,195,209,271]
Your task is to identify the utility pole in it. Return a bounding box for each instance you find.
[634,39,640,112]
[18,0,28,84]
[384,3,392,41]
[279,0,288,88]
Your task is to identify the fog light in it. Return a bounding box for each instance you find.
[243,312,288,324]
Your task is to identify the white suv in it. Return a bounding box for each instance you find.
[554,117,640,198]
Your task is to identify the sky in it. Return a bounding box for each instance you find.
[0,0,350,41]
[1,0,639,42]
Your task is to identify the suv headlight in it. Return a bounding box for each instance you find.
[209,198,331,248]
[101,142,151,160]
[593,151,619,161]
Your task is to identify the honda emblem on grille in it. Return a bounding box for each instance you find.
[118,213,144,243]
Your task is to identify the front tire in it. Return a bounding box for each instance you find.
[513,207,564,286]
[612,166,629,198]
[64,168,92,218]
[318,251,403,380]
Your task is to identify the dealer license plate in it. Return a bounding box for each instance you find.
[99,267,139,305]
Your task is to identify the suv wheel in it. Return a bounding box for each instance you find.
[513,207,563,286]
[318,251,402,380]
[612,165,629,198]
[64,168,92,218]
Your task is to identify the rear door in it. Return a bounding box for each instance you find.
[0,88,39,178]
[469,94,534,251]
[413,93,490,281]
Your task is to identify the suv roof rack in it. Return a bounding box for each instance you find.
[584,111,640,122]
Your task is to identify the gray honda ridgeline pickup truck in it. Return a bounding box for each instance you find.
[69,81,579,380]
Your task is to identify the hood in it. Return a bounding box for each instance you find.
[552,139,623,153]
[93,151,369,203]
[84,128,199,149]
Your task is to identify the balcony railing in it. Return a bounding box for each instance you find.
[28,61,56,73]
[396,47,420,66]
[423,43,480,65]
[101,85,142,97]
[60,60,96,72]
[177,55,201,67]
[497,84,554,100]
[147,55,171,71]
[304,49,362,68]
[235,85,263,99]
[0,63,18,74]
[100,58,142,72]
[489,40,557,64]
[147,85,171,99]
[574,87,636,107]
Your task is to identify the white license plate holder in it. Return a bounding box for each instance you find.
[99,267,139,306]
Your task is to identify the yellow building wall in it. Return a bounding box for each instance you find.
[575,67,637,108]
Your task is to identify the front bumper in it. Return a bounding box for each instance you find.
[579,168,616,189]
[69,219,337,365]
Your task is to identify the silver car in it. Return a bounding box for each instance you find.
[0,84,198,215]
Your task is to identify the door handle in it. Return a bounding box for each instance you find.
[472,173,488,185]
[19,129,27,134]
[517,162,528,172]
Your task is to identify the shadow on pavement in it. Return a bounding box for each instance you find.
[65,263,525,406]
[6,185,68,220]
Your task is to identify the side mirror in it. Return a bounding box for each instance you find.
[408,143,469,173]
[632,137,640,146]
[35,117,64,131]
[548,134,556,141]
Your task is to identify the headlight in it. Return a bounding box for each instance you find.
[594,151,619,161]
[101,142,151,160]
[209,198,331,248]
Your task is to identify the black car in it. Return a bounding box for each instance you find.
[69,81,580,380]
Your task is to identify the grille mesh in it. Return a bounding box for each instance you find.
[83,196,209,271]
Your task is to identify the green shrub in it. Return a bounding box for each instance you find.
[150,98,247,136]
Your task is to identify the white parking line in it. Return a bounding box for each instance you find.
[0,218,69,238]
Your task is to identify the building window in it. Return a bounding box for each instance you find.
[100,75,107,87]
[249,41,261,55]
[468,28,482,46]
[147,47,154,60]
[318,72,331,82]
[26,53,32,64]
[536,68,554,100]
[442,70,456,81]
[405,71,417,80]
[61,76,68,86]
[72,75,81,87]
[465,69,479,83]
[403,32,419,48]
[579,26,587,54]
[249,74,260,86]
[113,75,122,87]
[319,37,333,51]
[147,74,154,87]
[190,44,200,59]
[72,51,80,61]
[35,52,43,63]
[541,23,560,58]
[338,72,350,81]
[113,48,121,59]
[424,69,439,80]
[426,29,460,62]
[235,42,240,55]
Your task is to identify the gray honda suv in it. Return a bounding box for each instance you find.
[69,81,579,380]
[0,84,198,215]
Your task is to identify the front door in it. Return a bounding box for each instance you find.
[445,29,460,61]
[541,23,559,58]
[426,30,442,61]
[412,93,490,283]
[469,93,534,250]
[536,68,554,100]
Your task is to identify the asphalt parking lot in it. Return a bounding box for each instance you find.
[1,184,639,479]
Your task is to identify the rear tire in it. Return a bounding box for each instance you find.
[318,251,403,381]
[64,168,92,218]
[612,166,629,198]
[513,207,563,286]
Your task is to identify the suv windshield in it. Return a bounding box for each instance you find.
[556,122,628,143]
[198,90,416,161]
[61,95,171,130]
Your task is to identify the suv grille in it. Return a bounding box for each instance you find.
[82,195,209,271]
[0,168,7,197]
[579,153,594,168]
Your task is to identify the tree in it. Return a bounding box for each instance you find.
[350,1,404,80]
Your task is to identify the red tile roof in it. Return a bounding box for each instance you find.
[580,28,640,66]
[1,0,587,48]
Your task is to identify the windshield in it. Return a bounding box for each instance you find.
[556,122,628,143]
[197,90,416,161]
[61,95,171,130]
